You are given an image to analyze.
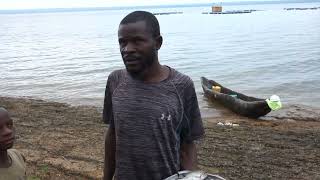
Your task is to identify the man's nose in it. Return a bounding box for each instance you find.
[123,42,136,53]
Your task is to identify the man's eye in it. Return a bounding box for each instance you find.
[118,40,125,45]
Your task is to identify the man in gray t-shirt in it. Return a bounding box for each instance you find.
[103,11,204,180]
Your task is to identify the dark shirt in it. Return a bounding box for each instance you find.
[103,67,204,180]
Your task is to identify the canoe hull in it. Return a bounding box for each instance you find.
[201,77,271,118]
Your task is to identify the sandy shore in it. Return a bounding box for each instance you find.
[0,96,319,179]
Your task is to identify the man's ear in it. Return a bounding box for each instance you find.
[155,35,163,50]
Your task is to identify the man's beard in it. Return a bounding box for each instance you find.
[125,51,156,77]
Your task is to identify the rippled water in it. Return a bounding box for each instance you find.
[1,3,320,115]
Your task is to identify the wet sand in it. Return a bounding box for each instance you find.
[0,96,319,179]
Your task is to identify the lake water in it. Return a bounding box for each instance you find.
[1,2,320,117]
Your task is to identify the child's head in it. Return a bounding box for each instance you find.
[0,107,15,151]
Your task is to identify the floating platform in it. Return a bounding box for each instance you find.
[202,10,258,15]
[284,7,320,10]
[153,12,183,15]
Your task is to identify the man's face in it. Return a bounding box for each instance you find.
[0,111,15,151]
[118,21,160,76]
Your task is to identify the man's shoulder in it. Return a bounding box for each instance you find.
[170,68,194,87]
[107,69,127,85]
[108,69,126,79]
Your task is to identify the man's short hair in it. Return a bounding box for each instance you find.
[120,11,160,37]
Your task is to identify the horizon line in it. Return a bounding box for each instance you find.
[0,0,319,13]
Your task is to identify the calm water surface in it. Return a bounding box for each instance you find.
[1,3,319,117]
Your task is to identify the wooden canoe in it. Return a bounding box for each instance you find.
[201,77,271,118]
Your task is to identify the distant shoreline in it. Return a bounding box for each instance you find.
[1,0,319,14]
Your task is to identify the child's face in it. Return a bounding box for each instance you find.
[0,111,15,150]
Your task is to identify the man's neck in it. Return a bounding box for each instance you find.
[0,150,10,168]
[138,61,169,83]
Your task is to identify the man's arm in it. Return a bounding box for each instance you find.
[179,78,204,171]
[103,127,116,180]
[180,141,198,170]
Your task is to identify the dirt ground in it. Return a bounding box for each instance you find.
[1,96,319,180]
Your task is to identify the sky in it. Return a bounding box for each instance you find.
[0,0,269,10]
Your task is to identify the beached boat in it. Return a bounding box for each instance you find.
[201,77,271,118]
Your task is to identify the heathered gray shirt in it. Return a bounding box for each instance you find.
[103,67,204,180]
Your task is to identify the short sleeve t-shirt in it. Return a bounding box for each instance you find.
[103,67,204,180]
[0,149,27,180]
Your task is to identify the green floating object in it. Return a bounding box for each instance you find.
[229,94,237,98]
[266,95,282,111]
